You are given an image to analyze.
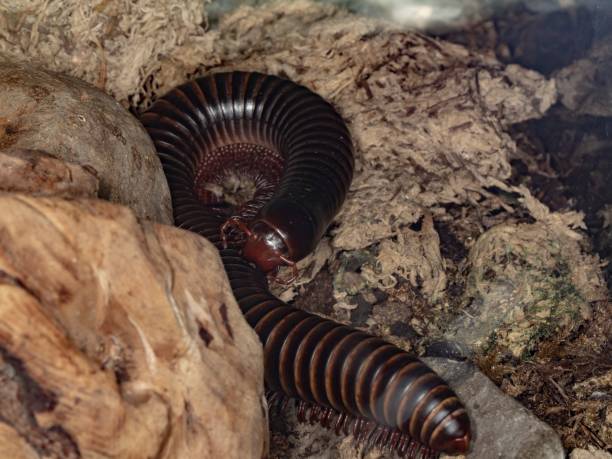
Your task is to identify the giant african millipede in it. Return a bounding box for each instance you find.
[140,71,471,458]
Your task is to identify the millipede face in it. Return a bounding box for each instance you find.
[141,71,472,458]
[241,220,290,272]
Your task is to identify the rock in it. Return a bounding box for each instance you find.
[0,148,99,198]
[0,61,172,224]
[427,358,564,459]
[269,357,564,459]
[0,193,266,458]
[570,447,612,459]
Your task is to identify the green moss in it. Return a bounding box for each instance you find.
[482,331,498,354]
[520,259,585,360]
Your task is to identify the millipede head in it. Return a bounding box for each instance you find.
[240,220,295,274]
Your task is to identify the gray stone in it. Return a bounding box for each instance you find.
[0,61,172,224]
[426,358,565,459]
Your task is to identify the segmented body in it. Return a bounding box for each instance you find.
[140,71,471,458]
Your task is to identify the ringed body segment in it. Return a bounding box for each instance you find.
[141,71,471,457]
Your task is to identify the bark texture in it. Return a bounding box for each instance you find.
[0,194,267,459]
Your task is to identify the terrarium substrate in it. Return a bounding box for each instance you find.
[0,1,609,458]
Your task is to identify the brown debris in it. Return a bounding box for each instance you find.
[0,0,210,105]
[478,301,611,452]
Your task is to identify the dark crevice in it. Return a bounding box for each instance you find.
[0,346,81,458]
[198,324,214,346]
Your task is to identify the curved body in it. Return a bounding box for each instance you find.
[141,71,471,457]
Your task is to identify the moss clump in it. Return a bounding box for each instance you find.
[520,260,584,359]
[459,222,603,359]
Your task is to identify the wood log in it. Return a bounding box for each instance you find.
[0,193,267,459]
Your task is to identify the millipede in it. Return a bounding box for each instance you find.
[140,71,471,458]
